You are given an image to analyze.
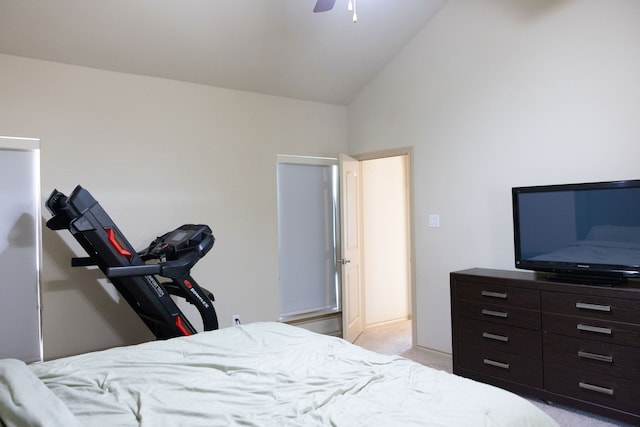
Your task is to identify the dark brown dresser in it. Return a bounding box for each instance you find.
[450,268,640,425]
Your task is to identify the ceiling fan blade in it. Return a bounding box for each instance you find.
[313,0,336,13]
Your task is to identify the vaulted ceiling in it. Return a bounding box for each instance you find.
[0,0,446,104]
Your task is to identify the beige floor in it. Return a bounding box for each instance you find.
[354,319,454,372]
[353,319,412,355]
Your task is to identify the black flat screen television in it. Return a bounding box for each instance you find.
[512,179,640,285]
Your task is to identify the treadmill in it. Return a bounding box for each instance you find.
[45,185,218,339]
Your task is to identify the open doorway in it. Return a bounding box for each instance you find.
[356,148,413,352]
[275,149,414,350]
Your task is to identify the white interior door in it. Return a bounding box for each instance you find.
[339,154,363,342]
[0,136,42,363]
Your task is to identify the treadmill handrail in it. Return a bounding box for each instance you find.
[106,264,162,278]
[106,254,199,280]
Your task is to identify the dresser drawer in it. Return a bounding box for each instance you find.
[542,291,640,325]
[458,345,542,388]
[456,281,540,310]
[544,334,640,381]
[458,317,541,357]
[457,299,541,330]
[545,364,640,415]
[543,313,640,347]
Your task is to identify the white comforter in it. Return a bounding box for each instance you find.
[0,322,559,427]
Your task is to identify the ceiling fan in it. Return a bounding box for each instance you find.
[313,0,358,22]
[313,0,336,13]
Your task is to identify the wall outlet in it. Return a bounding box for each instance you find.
[232,314,241,325]
[428,214,440,228]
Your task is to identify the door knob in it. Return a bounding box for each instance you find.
[337,258,351,265]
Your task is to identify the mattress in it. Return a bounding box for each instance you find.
[0,322,559,427]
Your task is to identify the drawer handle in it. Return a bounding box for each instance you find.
[483,358,510,370]
[577,324,612,335]
[576,302,611,312]
[481,290,508,299]
[482,309,508,318]
[578,350,613,363]
[482,332,509,342]
[578,382,614,396]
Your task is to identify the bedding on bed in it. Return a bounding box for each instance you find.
[0,322,559,427]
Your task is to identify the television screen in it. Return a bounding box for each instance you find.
[512,179,640,284]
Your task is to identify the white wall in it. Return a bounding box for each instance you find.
[361,156,409,325]
[0,54,348,359]
[348,0,640,353]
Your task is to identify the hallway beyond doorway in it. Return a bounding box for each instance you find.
[353,319,411,355]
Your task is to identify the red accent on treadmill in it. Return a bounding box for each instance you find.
[174,316,192,336]
[184,279,193,289]
[105,228,132,259]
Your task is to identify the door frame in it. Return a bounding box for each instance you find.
[351,146,416,346]
[276,154,343,336]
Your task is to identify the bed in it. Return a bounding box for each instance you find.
[0,322,559,427]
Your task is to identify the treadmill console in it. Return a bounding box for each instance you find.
[144,224,214,261]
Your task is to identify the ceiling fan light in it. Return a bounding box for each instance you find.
[348,0,353,11]
[351,0,358,23]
